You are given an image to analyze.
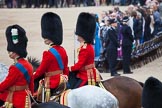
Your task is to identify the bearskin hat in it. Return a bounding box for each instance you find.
[142,77,162,108]
[41,12,63,45]
[6,24,28,58]
[75,12,96,44]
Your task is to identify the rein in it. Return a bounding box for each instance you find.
[98,81,106,90]
[25,89,38,104]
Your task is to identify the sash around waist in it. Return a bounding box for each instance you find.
[45,70,63,77]
[81,64,95,71]
[8,85,28,91]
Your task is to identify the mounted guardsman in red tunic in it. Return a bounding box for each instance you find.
[0,25,34,108]
[33,12,69,102]
[68,12,101,89]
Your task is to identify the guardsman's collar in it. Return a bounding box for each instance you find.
[81,41,87,49]
[14,56,21,64]
[77,41,87,53]
[49,43,55,48]
[80,41,86,47]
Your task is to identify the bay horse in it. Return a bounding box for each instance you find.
[27,57,143,108]
[0,61,119,108]
[100,76,143,108]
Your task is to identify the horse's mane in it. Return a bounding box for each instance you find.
[27,56,40,71]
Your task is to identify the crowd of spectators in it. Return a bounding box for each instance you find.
[0,0,154,8]
[97,0,161,55]
[93,0,162,74]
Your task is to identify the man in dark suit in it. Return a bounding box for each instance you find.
[105,18,120,76]
[121,16,133,74]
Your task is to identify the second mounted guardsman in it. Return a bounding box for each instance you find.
[0,24,34,108]
[68,12,101,89]
[33,12,69,102]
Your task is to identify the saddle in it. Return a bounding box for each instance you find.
[49,85,71,106]
[49,81,67,102]
[60,89,71,106]
[36,75,67,102]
